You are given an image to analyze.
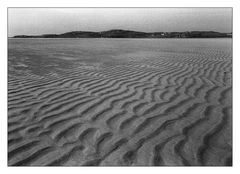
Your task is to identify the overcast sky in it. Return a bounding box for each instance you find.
[8,8,232,36]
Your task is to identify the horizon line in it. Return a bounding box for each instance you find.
[11,29,232,37]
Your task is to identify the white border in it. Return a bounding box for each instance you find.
[1,0,239,174]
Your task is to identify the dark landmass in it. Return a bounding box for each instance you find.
[13,29,232,38]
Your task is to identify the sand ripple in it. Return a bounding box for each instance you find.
[8,42,232,166]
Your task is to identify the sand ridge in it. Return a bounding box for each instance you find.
[8,40,232,166]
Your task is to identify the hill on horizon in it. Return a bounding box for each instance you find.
[12,29,232,38]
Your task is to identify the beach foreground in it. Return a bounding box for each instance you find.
[8,38,232,166]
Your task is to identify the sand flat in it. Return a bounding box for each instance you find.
[8,38,232,166]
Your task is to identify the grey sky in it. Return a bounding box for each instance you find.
[8,8,232,36]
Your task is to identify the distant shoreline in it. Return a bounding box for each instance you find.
[12,29,232,39]
[8,38,232,40]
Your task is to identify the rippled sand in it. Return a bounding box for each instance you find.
[8,38,232,166]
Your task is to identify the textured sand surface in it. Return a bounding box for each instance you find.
[8,39,232,166]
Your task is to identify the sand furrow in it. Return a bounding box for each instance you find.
[8,38,232,166]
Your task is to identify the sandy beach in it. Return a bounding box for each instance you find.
[8,38,232,166]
